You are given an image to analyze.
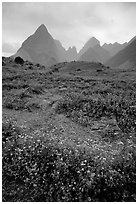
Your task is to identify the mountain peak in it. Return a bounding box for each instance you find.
[78,36,100,58]
[103,43,108,46]
[68,46,77,51]
[88,37,100,44]
[85,37,100,48]
[128,36,136,45]
[113,42,120,45]
[35,24,49,35]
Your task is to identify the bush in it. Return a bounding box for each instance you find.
[14,56,24,65]
[56,93,136,131]
[3,92,30,111]
[3,83,18,90]
[26,102,41,112]
[56,93,109,126]
[97,69,102,72]
[26,85,44,95]
[36,63,40,67]
[115,106,136,133]
[2,121,21,143]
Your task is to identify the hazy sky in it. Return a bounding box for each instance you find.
[2,2,136,56]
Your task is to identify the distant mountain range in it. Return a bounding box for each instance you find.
[102,42,127,56]
[106,37,136,68]
[77,37,100,59]
[13,24,136,67]
[78,44,111,63]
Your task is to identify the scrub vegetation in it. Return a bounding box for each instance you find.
[2,57,136,201]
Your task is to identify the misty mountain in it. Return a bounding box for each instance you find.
[12,24,135,67]
[66,46,78,61]
[54,39,67,62]
[102,42,127,56]
[78,47,99,62]
[105,37,136,68]
[78,44,111,63]
[13,24,59,66]
[78,37,100,59]
[13,24,78,66]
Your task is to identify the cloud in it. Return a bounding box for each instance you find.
[2,2,136,53]
[2,42,20,54]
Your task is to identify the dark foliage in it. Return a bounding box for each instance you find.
[115,105,136,133]
[3,91,41,112]
[56,93,136,132]
[14,57,24,65]
[26,86,44,95]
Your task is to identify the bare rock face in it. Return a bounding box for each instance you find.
[13,24,59,66]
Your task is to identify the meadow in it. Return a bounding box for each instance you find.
[2,57,136,201]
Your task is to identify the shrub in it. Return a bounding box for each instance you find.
[14,56,24,65]
[36,63,40,67]
[4,96,26,110]
[56,93,136,131]
[28,65,33,69]
[26,85,44,95]
[115,106,136,133]
[26,102,41,112]
[3,83,18,90]
[53,67,59,72]
[2,121,21,143]
[3,92,31,111]
[97,69,102,72]
[56,93,109,126]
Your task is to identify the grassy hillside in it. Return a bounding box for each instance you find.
[2,57,136,202]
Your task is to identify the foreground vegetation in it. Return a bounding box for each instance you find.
[2,57,136,201]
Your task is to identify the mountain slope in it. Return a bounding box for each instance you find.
[13,24,78,65]
[13,24,59,66]
[78,37,100,59]
[127,36,136,45]
[106,38,136,68]
[66,46,78,61]
[78,45,111,63]
[78,47,99,62]
[102,42,127,56]
[54,40,67,62]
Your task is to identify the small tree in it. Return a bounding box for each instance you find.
[14,56,24,65]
